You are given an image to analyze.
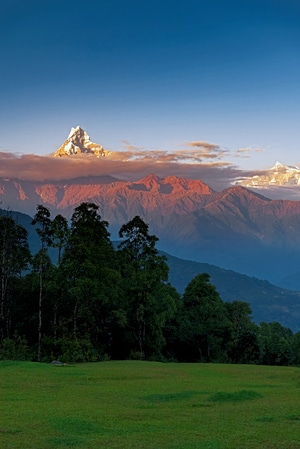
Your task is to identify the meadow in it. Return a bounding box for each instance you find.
[0,360,299,449]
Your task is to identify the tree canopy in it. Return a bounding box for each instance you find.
[0,203,299,366]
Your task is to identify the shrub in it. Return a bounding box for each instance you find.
[57,337,100,363]
[0,335,31,360]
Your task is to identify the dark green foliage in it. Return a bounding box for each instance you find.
[55,337,101,363]
[292,331,300,365]
[58,203,121,357]
[117,216,178,360]
[179,273,231,362]
[225,301,259,364]
[0,335,31,360]
[51,214,69,263]
[0,215,31,340]
[1,203,299,366]
[258,321,295,365]
[32,204,52,248]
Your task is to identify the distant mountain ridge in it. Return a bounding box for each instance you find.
[1,173,300,283]
[0,173,214,218]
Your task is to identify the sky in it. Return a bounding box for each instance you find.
[1,0,300,189]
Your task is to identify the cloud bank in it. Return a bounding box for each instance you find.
[0,147,241,190]
[0,142,280,194]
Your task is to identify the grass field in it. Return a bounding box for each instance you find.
[0,360,300,449]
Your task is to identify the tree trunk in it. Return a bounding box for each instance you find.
[73,302,78,338]
[37,267,43,362]
[0,246,7,341]
[138,321,146,360]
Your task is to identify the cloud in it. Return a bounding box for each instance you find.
[234,146,265,159]
[3,149,299,198]
[186,141,221,151]
[121,140,145,152]
[183,141,229,160]
[0,141,269,193]
[0,149,240,191]
[112,139,229,164]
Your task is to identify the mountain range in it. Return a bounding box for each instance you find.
[2,126,300,285]
[2,125,300,331]
[1,172,300,284]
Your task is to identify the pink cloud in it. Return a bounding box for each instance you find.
[0,150,239,190]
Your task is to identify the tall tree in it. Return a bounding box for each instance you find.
[180,273,230,362]
[32,205,53,361]
[225,300,259,363]
[258,321,294,366]
[292,331,300,365]
[51,214,69,263]
[59,202,120,358]
[50,214,69,341]
[117,216,176,360]
[0,215,31,340]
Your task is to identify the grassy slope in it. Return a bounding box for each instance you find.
[1,361,300,449]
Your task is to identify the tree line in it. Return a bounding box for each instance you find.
[0,202,300,365]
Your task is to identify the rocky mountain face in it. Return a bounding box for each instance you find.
[235,161,300,187]
[1,172,300,283]
[53,126,110,157]
[0,174,213,219]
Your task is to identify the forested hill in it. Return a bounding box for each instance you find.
[165,253,300,332]
[1,203,300,365]
[2,207,300,332]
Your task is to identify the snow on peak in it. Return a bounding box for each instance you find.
[68,125,83,138]
[270,161,300,171]
[234,161,300,188]
[54,126,110,158]
[272,161,284,169]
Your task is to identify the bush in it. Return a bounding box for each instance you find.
[57,337,100,363]
[0,336,31,360]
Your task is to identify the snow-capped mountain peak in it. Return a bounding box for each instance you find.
[54,126,110,157]
[271,161,285,170]
[271,161,300,172]
[234,161,300,187]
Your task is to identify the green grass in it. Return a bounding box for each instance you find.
[1,360,300,448]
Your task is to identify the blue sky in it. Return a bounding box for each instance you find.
[1,0,300,182]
